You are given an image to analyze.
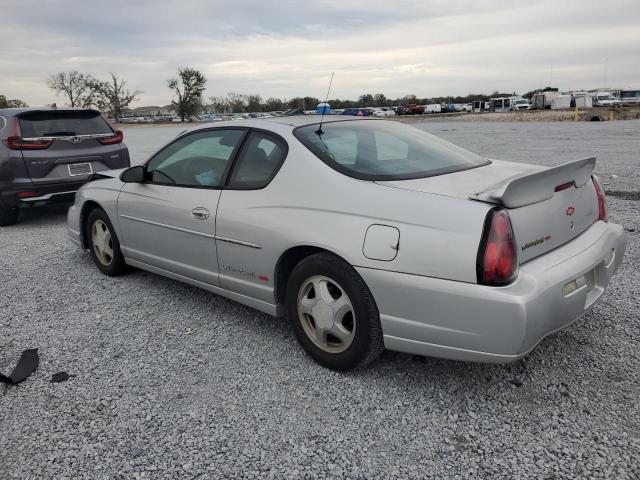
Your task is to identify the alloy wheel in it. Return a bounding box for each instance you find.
[297,275,356,353]
[91,219,114,267]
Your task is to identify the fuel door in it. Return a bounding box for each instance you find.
[363,224,400,261]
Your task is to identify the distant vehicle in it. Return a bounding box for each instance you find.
[531,88,560,109]
[592,92,620,107]
[490,97,511,112]
[424,104,442,114]
[462,103,473,112]
[620,89,640,106]
[572,94,593,109]
[551,95,572,110]
[471,101,486,113]
[371,107,395,117]
[446,103,465,112]
[396,104,424,115]
[510,98,532,111]
[341,108,373,116]
[68,116,626,370]
[0,107,130,226]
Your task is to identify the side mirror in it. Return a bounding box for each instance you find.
[120,165,145,183]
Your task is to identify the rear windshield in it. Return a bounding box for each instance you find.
[294,120,489,180]
[18,111,113,137]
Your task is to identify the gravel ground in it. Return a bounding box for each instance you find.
[1,120,639,479]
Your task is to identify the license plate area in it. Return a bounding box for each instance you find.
[68,162,93,176]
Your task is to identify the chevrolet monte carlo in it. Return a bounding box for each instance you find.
[67,116,626,370]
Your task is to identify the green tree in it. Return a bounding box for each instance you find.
[0,95,28,108]
[263,97,285,111]
[168,67,207,122]
[46,71,100,107]
[358,93,374,106]
[372,93,387,107]
[94,73,142,121]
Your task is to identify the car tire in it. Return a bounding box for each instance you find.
[0,205,19,226]
[85,208,127,276]
[286,252,384,371]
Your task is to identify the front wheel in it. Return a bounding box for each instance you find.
[86,208,127,276]
[286,252,384,371]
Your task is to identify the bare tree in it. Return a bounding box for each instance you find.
[208,96,229,114]
[94,73,142,121]
[225,92,248,113]
[167,68,207,122]
[46,71,100,107]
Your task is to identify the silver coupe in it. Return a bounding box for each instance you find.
[67,116,626,370]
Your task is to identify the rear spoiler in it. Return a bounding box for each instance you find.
[469,157,596,208]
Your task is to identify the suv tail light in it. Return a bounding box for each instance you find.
[477,208,518,286]
[97,130,123,145]
[591,175,607,222]
[2,118,53,150]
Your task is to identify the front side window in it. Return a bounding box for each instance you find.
[294,120,489,181]
[146,129,244,187]
[228,131,287,189]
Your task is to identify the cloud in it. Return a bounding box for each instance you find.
[1,0,639,106]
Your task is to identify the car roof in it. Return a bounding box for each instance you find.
[187,115,376,133]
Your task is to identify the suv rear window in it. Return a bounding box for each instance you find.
[18,111,113,137]
[294,120,489,181]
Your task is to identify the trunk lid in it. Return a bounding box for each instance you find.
[16,110,125,184]
[377,158,600,263]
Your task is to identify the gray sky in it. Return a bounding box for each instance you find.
[2,0,639,107]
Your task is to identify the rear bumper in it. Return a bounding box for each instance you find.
[0,180,88,208]
[357,220,626,363]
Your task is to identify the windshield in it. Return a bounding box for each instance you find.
[294,120,489,181]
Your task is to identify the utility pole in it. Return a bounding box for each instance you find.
[603,57,609,87]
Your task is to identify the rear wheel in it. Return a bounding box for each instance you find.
[286,252,384,371]
[86,208,127,276]
[0,205,19,226]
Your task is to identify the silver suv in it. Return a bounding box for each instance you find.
[0,107,130,225]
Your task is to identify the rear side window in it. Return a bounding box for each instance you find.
[294,120,489,181]
[227,131,287,189]
[18,111,113,137]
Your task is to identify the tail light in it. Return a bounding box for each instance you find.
[2,117,53,150]
[477,208,518,286]
[97,130,123,145]
[591,175,607,222]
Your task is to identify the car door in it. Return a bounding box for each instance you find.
[215,130,288,303]
[117,128,246,286]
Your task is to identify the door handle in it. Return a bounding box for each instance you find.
[191,207,210,220]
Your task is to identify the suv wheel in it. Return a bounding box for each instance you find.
[86,208,127,276]
[286,252,384,371]
[0,206,19,226]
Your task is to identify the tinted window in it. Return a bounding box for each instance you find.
[228,131,286,188]
[18,111,113,137]
[295,120,488,181]
[147,129,244,187]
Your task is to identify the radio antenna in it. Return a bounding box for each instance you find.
[315,72,334,135]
